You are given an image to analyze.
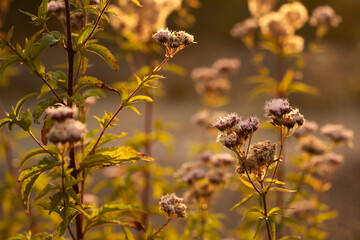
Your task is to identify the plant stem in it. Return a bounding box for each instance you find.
[152,217,172,237]
[27,130,53,156]
[262,193,272,240]
[199,203,208,240]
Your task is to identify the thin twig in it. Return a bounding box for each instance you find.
[0,35,64,104]
[27,130,54,156]
[152,217,172,237]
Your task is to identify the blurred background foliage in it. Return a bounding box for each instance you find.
[1,0,360,239]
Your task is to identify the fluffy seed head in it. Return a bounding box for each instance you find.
[310,5,342,28]
[212,58,241,75]
[47,119,87,144]
[46,105,77,121]
[259,12,295,39]
[282,35,305,55]
[300,135,327,155]
[294,121,319,138]
[231,18,259,39]
[278,2,308,30]
[191,67,218,82]
[320,124,353,147]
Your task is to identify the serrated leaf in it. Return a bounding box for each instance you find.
[19,156,60,211]
[80,146,155,170]
[86,44,119,71]
[93,111,118,129]
[84,132,127,155]
[35,183,56,200]
[14,92,37,117]
[230,193,255,211]
[21,145,59,168]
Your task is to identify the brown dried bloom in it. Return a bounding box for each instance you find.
[264,98,291,119]
[213,113,241,131]
[177,165,206,185]
[208,170,229,185]
[159,193,187,218]
[320,124,353,147]
[310,5,342,28]
[153,28,195,54]
[212,58,241,75]
[191,67,218,82]
[278,2,308,30]
[248,0,277,18]
[259,12,295,39]
[294,121,318,138]
[211,153,235,167]
[218,132,239,149]
[46,105,77,121]
[47,0,65,14]
[47,119,87,144]
[230,18,259,39]
[109,0,182,43]
[282,35,304,55]
[299,135,327,155]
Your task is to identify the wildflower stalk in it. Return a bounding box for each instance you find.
[152,217,172,237]
[27,130,53,156]
[88,56,171,155]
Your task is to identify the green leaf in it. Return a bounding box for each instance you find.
[84,132,127,155]
[80,146,155,170]
[269,187,296,193]
[77,24,95,45]
[131,0,143,7]
[242,207,263,219]
[0,118,12,130]
[8,232,53,240]
[14,92,37,117]
[38,0,48,18]
[18,156,60,212]
[0,55,21,76]
[17,109,32,131]
[267,215,276,240]
[288,82,318,95]
[279,236,302,240]
[264,178,285,185]
[238,176,255,189]
[49,191,63,215]
[126,105,141,115]
[141,74,165,87]
[21,145,59,168]
[86,44,119,71]
[53,221,67,239]
[128,95,153,104]
[254,217,264,239]
[6,26,15,42]
[35,183,56,200]
[230,193,255,211]
[122,226,135,240]
[33,95,63,124]
[278,69,294,95]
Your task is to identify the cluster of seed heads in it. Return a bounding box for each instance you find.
[153,28,195,50]
[159,193,187,218]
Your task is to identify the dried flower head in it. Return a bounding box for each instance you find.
[294,121,318,138]
[212,58,241,75]
[191,67,218,82]
[240,116,260,133]
[218,132,239,149]
[259,12,295,39]
[264,98,291,119]
[208,170,229,185]
[70,12,85,33]
[231,18,259,39]
[299,135,327,155]
[278,2,308,30]
[310,5,342,28]
[46,105,77,121]
[213,113,241,131]
[159,193,187,218]
[324,152,344,167]
[47,119,87,144]
[178,166,206,185]
[191,110,211,128]
[248,0,276,18]
[282,35,304,55]
[153,28,195,55]
[211,153,235,167]
[198,151,213,163]
[321,124,353,147]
